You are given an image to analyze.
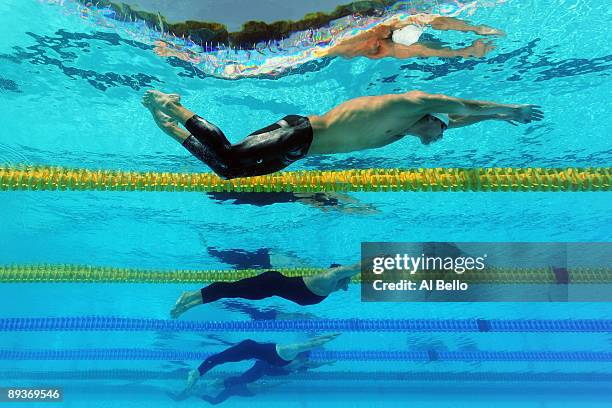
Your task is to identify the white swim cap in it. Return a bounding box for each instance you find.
[391,25,424,47]
[430,113,450,126]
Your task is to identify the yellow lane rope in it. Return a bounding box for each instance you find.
[1,265,610,284]
[0,166,609,192]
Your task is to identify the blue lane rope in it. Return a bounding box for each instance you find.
[0,317,610,332]
[1,370,611,382]
[1,349,611,361]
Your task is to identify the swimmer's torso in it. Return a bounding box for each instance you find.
[307,94,421,154]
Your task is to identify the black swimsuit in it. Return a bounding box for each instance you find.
[200,271,327,306]
[198,340,289,376]
[182,114,313,179]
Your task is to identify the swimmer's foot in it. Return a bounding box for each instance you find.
[142,90,181,114]
[170,290,202,319]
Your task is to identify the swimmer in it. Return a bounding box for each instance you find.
[170,264,358,318]
[180,335,339,404]
[142,90,543,179]
[317,13,505,60]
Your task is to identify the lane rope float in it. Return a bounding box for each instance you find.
[1,166,610,192]
[0,317,610,332]
[1,348,611,361]
[2,264,611,284]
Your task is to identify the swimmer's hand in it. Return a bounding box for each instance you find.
[508,105,544,124]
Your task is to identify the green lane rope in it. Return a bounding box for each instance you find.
[1,264,610,284]
[0,166,610,192]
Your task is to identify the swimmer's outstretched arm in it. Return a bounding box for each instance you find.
[325,263,361,280]
[427,16,504,36]
[305,262,359,291]
[305,262,363,294]
[407,91,544,124]
[448,114,524,129]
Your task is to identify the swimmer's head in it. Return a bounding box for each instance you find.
[414,113,449,145]
[335,277,351,292]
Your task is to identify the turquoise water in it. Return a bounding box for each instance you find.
[1,0,612,406]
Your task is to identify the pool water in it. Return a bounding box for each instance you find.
[0,0,611,407]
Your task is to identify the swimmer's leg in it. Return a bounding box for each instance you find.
[197,340,269,376]
[200,271,298,305]
[144,90,246,178]
[143,90,313,179]
[143,90,236,178]
[145,107,190,143]
[171,271,286,318]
